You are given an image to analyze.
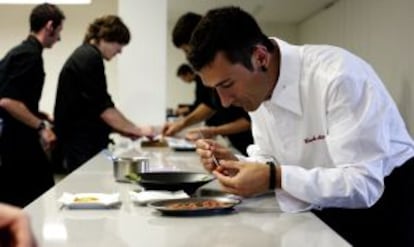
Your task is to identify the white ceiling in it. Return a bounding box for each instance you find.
[168,0,337,24]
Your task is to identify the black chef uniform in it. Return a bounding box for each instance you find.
[54,43,115,172]
[0,35,55,207]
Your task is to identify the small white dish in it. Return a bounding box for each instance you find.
[129,190,189,205]
[58,193,121,209]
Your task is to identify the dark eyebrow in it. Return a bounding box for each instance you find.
[214,78,231,88]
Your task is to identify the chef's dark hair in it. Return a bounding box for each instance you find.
[176,64,195,76]
[84,15,130,44]
[30,3,65,32]
[172,12,202,48]
[188,6,274,71]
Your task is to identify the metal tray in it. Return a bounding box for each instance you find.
[148,197,241,216]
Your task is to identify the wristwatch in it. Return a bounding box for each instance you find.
[266,161,277,190]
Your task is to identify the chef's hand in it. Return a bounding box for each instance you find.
[126,125,155,140]
[0,203,37,247]
[162,120,185,136]
[195,139,237,172]
[213,160,269,197]
[39,128,56,152]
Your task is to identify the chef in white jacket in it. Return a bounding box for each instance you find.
[189,6,414,247]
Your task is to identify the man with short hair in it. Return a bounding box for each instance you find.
[54,15,153,172]
[174,64,203,116]
[190,6,414,247]
[0,3,65,207]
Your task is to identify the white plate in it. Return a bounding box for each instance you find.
[129,190,189,205]
[58,193,121,209]
[165,137,196,150]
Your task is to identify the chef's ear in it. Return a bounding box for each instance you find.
[45,20,55,36]
[253,45,269,72]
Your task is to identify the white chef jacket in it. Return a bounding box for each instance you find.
[245,38,414,212]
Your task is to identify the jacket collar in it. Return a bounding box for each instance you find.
[26,35,43,53]
[266,37,302,116]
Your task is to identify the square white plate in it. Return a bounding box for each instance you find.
[58,193,121,209]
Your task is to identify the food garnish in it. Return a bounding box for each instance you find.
[125,173,141,182]
[74,196,99,203]
[166,200,231,210]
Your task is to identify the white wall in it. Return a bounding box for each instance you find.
[0,2,298,124]
[0,1,118,116]
[118,0,167,125]
[8,0,412,135]
[298,0,414,134]
[165,22,195,110]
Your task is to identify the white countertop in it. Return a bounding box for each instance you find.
[25,147,351,247]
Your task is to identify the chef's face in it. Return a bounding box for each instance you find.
[199,51,268,112]
[98,40,125,61]
[44,22,63,48]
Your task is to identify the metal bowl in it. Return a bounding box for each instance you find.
[113,157,149,183]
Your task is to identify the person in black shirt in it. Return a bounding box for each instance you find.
[0,3,65,207]
[163,12,253,155]
[174,64,204,116]
[54,15,153,172]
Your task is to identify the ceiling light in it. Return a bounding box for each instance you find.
[0,0,91,4]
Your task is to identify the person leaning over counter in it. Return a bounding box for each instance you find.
[0,3,65,207]
[174,64,204,117]
[163,12,253,155]
[189,6,414,247]
[53,15,153,173]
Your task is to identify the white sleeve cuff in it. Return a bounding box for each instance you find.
[275,189,314,213]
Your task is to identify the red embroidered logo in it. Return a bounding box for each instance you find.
[304,135,325,144]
